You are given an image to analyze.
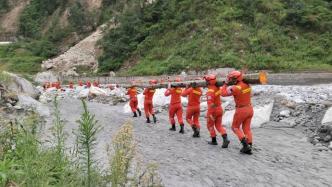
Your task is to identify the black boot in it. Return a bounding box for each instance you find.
[208,137,218,145]
[146,117,151,123]
[152,114,157,123]
[137,109,142,116]
[133,112,137,117]
[179,124,184,134]
[221,134,230,148]
[169,124,176,131]
[192,126,200,138]
[240,138,252,154]
[249,143,253,149]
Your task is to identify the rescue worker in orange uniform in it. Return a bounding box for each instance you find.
[51,82,57,88]
[221,71,253,154]
[43,81,50,90]
[126,83,141,117]
[54,81,61,89]
[56,81,61,89]
[181,82,202,137]
[78,80,83,86]
[143,80,157,123]
[165,79,184,133]
[204,74,230,148]
[93,80,99,87]
[86,81,91,88]
[69,81,74,89]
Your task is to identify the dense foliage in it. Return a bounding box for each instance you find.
[0,0,8,13]
[19,0,65,38]
[2,0,332,75]
[99,0,332,75]
[0,0,103,74]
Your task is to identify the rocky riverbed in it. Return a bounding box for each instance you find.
[1,73,332,186]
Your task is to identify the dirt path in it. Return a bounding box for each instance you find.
[51,98,332,187]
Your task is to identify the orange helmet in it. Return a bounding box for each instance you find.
[204,74,217,85]
[149,79,158,85]
[227,71,243,82]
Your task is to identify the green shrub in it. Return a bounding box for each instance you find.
[76,100,101,187]
[98,0,332,75]
[0,0,8,13]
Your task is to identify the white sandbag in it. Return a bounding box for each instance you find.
[78,89,90,98]
[322,107,332,124]
[223,102,274,128]
[89,86,107,96]
[110,87,126,97]
[46,87,57,92]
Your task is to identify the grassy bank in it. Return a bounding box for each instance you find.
[0,99,162,186]
[99,0,332,75]
[0,45,44,74]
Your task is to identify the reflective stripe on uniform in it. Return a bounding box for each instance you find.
[235,85,242,90]
[242,88,251,94]
[193,90,202,95]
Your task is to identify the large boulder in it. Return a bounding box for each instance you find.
[17,95,50,117]
[34,71,58,84]
[4,72,40,99]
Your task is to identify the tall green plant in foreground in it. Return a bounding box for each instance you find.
[76,99,101,187]
[108,122,163,187]
[109,122,136,186]
[53,96,65,164]
[51,96,82,186]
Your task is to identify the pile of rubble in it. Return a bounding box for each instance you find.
[253,84,332,150]
[311,123,332,151]
[38,85,129,105]
[41,26,104,76]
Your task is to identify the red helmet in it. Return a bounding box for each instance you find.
[227,71,243,82]
[204,74,217,85]
[149,79,158,85]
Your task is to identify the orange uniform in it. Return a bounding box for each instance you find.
[56,82,61,89]
[86,81,91,88]
[221,81,253,144]
[182,87,202,128]
[165,87,183,125]
[93,81,99,87]
[69,82,74,89]
[78,80,83,86]
[126,87,138,113]
[143,88,155,118]
[44,82,50,89]
[206,85,227,138]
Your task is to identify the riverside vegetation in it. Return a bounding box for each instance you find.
[0,98,162,187]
